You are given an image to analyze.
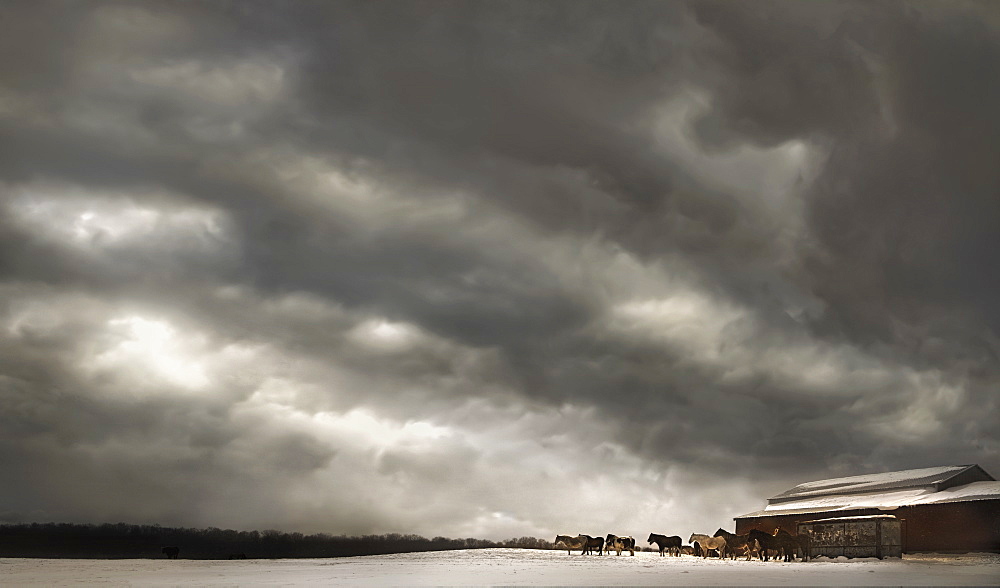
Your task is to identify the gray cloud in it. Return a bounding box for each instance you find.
[0,0,997,540]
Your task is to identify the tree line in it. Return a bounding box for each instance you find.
[0,522,556,559]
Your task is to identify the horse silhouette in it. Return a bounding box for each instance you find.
[774,528,810,561]
[747,529,798,561]
[161,546,179,559]
[714,528,758,560]
[647,533,682,556]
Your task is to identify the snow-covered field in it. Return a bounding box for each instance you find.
[2,549,998,586]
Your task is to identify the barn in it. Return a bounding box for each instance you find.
[734,464,1000,553]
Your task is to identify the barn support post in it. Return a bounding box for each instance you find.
[875,520,882,560]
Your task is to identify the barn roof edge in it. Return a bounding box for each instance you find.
[767,464,992,503]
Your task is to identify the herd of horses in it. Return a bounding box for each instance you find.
[554,534,637,556]
[556,528,811,562]
[161,529,810,562]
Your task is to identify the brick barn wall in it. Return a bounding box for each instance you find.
[896,501,1000,552]
[735,500,1000,553]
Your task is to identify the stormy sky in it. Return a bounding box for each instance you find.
[1,0,999,540]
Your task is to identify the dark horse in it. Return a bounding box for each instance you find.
[647,533,682,556]
[161,546,179,559]
[746,529,782,561]
[775,528,810,562]
[747,529,800,562]
[228,553,247,560]
[714,528,758,561]
[582,534,604,555]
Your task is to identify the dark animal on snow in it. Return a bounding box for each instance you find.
[714,528,758,561]
[161,546,179,559]
[747,529,797,561]
[647,533,682,557]
[680,545,696,556]
[228,553,247,560]
[605,534,635,556]
[582,534,604,555]
[774,528,810,562]
[689,534,727,559]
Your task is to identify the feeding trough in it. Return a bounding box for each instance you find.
[797,515,902,559]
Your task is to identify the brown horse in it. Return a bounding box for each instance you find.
[774,528,810,562]
[746,528,801,562]
[747,529,782,561]
[582,534,604,555]
[714,528,759,560]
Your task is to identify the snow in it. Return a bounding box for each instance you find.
[803,515,900,522]
[743,481,1000,517]
[770,466,974,501]
[3,549,999,586]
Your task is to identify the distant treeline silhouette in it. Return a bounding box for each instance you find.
[0,522,554,559]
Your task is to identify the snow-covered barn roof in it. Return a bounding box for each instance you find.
[737,480,1000,518]
[736,465,999,519]
[767,464,991,503]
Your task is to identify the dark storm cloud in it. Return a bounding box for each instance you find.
[690,0,1000,340]
[283,1,761,258]
[0,0,998,538]
[683,0,1000,470]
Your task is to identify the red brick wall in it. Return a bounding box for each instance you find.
[895,501,1000,552]
[734,500,1000,553]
